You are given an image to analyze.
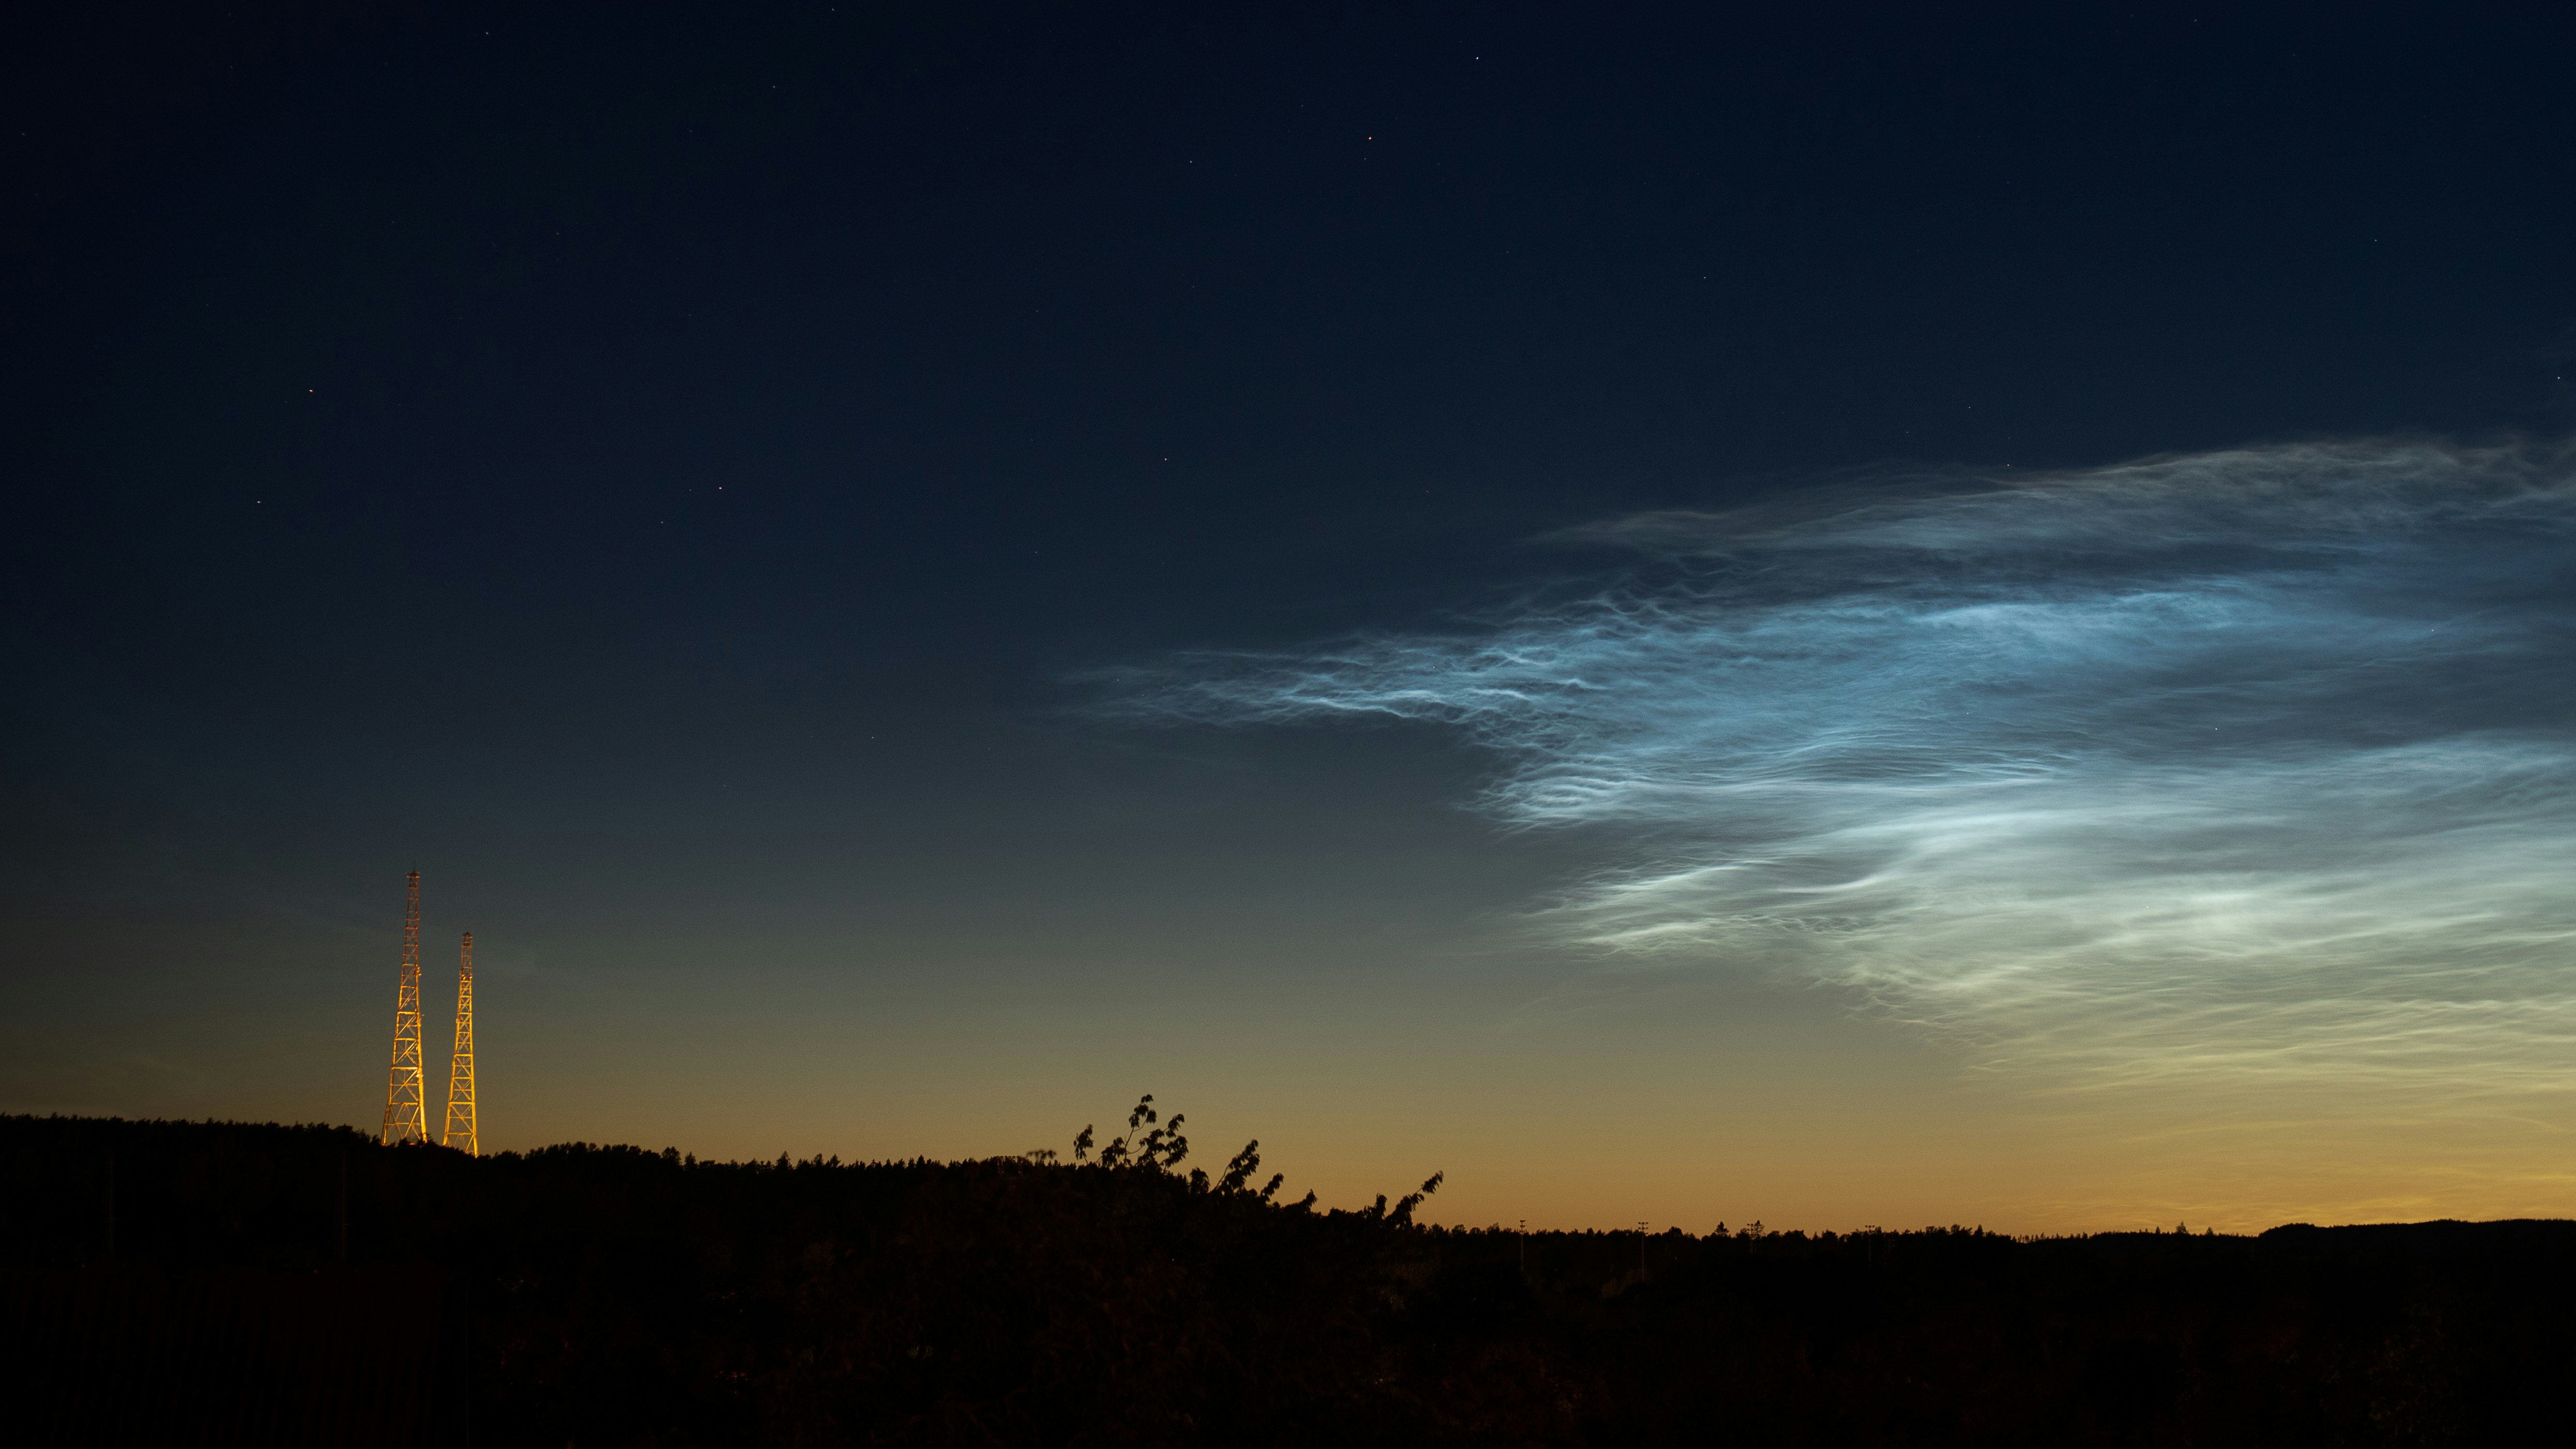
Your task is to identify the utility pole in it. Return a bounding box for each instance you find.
[444,931,479,1156]
[380,871,428,1145]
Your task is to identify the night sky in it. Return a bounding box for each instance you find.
[8,3,2575,1232]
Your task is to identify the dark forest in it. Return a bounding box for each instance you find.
[5,1111,2571,1447]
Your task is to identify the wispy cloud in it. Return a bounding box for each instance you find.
[1103,440,2576,1119]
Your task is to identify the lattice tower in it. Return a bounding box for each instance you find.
[444,931,479,1156]
[379,870,428,1145]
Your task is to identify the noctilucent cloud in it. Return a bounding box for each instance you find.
[1110,440,2576,1131]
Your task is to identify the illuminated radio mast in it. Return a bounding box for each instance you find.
[444,931,479,1156]
[379,870,429,1145]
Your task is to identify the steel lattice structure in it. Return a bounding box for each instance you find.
[379,870,428,1145]
[444,930,479,1156]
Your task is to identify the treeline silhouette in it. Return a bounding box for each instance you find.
[5,1108,2573,1446]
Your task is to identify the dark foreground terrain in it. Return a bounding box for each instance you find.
[4,1113,2571,1447]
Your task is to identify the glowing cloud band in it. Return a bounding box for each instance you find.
[1108,441,2576,1115]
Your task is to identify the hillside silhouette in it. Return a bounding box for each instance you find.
[5,1108,2572,1446]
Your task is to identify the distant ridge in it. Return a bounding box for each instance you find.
[6,1114,2571,1446]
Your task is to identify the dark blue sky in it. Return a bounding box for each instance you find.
[7,2,2574,1229]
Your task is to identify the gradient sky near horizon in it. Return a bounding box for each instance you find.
[7,2,2576,1234]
